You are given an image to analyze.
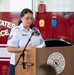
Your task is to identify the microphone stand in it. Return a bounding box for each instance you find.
[15,32,34,69]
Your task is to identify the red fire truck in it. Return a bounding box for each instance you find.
[0,0,74,75]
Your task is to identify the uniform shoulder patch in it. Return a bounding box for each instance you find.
[8,35,13,40]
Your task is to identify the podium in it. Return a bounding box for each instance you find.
[15,46,74,75]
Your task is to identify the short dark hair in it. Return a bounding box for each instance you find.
[37,64,56,75]
[18,8,33,25]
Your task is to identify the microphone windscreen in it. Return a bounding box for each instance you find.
[30,24,35,29]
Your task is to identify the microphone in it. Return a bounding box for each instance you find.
[30,24,40,36]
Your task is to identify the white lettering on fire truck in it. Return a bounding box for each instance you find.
[0,29,9,37]
[0,20,15,29]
